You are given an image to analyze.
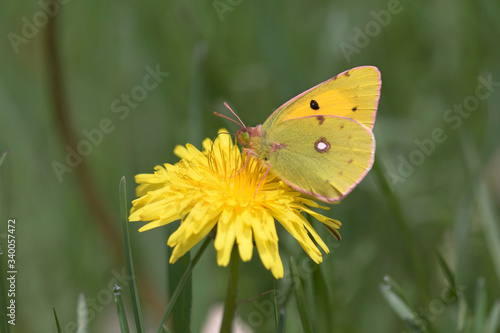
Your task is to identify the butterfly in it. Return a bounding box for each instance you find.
[217,66,381,203]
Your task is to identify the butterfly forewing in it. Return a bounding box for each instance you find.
[264,66,381,131]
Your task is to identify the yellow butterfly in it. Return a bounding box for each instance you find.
[219,66,381,203]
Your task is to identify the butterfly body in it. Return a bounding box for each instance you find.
[235,66,381,203]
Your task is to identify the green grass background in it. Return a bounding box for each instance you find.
[1,0,500,332]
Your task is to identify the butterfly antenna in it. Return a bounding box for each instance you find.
[214,102,247,129]
[213,111,242,127]
[225,102,246,128]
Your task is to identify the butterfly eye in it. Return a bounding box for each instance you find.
[236,129,251,147]
[310,100,320,110]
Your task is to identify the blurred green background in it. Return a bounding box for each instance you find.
[1,0,500,332]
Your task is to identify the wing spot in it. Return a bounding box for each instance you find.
[340,124,344,129]
[270,143,286,153]
[310,100,320,110]
[352,106,357,112]
[315,137,331,153]
[345,71,350,77]
[338,171,344,176]
[316,116,325,125]
[348,159,353,164]
[348,135,352,139]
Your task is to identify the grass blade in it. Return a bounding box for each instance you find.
[166,225,192,333]
[486,300,500,333]
[437,253,458,300]
[475,180,500,285]
[157,236,211,333]
[277,307,286,333]
[460,134,500,285]
[113,284,130,333]
[53,306,62,333]
[77,293,88,333]
[380,276,427,333]
[119,177,145,333]
[382,275,414,310]
[273,278,279,329]
[457,295,468,333]
[473,277,487,333]
[453,193,474,282]
[311,264,332,333]
[380,278,415,320]
[0,150,8,168]
[289,256,313,333]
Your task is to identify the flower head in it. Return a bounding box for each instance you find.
[129,129,341,278]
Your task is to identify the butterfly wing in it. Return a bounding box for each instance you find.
[259,115,375,203]
[263,66,381,131]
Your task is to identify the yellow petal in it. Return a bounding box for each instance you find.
[129,128,343,279]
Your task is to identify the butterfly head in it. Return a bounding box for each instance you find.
[236,128,250,147]
[236,125,262,148]
[214,102,263,148]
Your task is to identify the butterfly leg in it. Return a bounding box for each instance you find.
[232,148,257,177]
[254,164,271,198]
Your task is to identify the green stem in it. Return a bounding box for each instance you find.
[157,237,212,333]
[220,246,240,333]
[52,306,62,333]
[273,278,279,329]
[113,284,130,333]
[119,177,145,333]
[289,256,313,333]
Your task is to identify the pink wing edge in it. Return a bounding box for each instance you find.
[272,115,376,204]
[270,66,382,131]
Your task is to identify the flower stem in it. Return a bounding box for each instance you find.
[220,246,240,333]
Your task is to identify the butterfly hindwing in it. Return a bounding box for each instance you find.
[260,115,375,203]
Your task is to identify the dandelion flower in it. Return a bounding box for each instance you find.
[129,129,341,279]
